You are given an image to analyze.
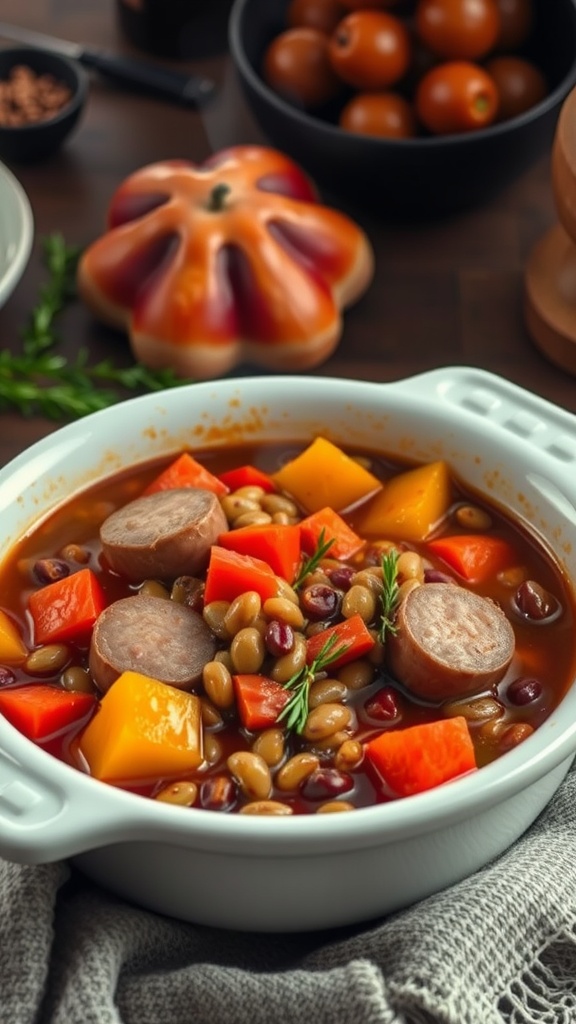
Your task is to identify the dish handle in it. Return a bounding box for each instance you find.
[0,722,149,863]
[389,366,576,456]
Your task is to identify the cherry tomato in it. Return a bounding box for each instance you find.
[263,28,343,108]
[339,91,418,137]
[493,0,534,50]
[415,60,500,134]
[286,0,347,35]
[415,0,501,60]
[485,55,547,120]
[328,11,411,90]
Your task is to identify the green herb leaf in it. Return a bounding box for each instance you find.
[293,528,334,591]
[378,549,400,643]
[276,631,349,735]
[1,232,193,420]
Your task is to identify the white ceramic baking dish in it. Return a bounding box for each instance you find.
[0,366,575,932]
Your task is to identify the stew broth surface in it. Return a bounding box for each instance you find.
[0,440,574,814]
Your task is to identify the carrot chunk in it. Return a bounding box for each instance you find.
[203,546,279,604]
[217,523,301,583]
[28,568,106,645]
[0,684,96,741]
[426,534,518,583]
[299,506,365,561]
[218,465,275,493]
[305,613,375,669]
[143,452,228,496]
[365,716,477,797]
[233,673,290,730]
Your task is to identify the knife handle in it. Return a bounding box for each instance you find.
[82,51,215,106]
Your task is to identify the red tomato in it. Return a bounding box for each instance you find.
[328,10,411,90]
[263,27,343,108]
[485,55,547,120]
[493,0,534,49]
[286,0,347,35]
[415,60,499,134]
[339,91,417,138]
[415,0,501,60]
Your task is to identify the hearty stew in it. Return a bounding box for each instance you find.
[0,436,574,815]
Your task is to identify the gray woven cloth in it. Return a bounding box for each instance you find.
[2,767,576,1024]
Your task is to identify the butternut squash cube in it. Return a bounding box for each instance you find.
[79,670,203,783]
[0,609,27,664]
[355,460,452,542]
[272,437,381,513]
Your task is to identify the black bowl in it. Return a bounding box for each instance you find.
[0,47,88,163]
[229,0,576,219]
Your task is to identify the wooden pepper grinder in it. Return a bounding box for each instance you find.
[525,85,576,376]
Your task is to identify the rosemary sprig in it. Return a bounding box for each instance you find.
[293,528,334,590]
[0,233,188,420]
[378,549,400,643]
[276,632,349,734]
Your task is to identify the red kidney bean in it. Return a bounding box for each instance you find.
[301,767,354,801]
[514,580,560,621]
[506,676,543,706]
[424,568,455,585]
[200,775,237,812]
[300,584,340,621]
[326,566,355,591]
[33,558,70,585]
[0,667,15,686]
[364,686,401,722]
[265,619,294,657]
[363,544,399,567]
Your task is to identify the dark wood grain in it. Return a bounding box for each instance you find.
[0,0,573,470]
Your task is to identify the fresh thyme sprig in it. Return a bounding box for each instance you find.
[276,632,349,734]
[0,233,188,420]
[378,549,400,643]
[293,528,334,590]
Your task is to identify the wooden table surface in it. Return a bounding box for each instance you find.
[0,0,574,471]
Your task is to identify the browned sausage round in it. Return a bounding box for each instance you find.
[89,594,217,692]
[100,487,228,582]
[386,583,515,702]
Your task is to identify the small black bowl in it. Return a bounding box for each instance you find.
[229,0,576,219]
[0,46,88,163]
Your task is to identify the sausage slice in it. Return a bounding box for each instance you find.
[386,582,515,702]
[89,594,217,692]
[100,487,228,583]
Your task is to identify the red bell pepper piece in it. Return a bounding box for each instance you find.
[217,523,301,583]
[233,673,290,730]
[305,613,375,669]
[28,568,106,645]
[217,464,276,493]
[203,546,279,604]
[426,534,518,583]
[0,684,96,741]
[365,716,477,798]
[143,452,229,497]
[299,506,365,561]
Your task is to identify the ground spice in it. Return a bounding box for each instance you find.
[0,64,72,126]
